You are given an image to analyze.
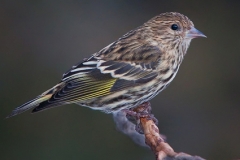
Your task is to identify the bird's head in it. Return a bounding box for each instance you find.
[145,12,206,53]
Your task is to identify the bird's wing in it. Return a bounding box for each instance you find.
[32,41,162,112]
[51,43,162,101]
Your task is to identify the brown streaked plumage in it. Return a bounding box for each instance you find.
[7,12,206,118]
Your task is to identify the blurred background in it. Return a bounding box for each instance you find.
[1,0,240,159]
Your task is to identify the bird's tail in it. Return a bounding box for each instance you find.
[6,83,64,118]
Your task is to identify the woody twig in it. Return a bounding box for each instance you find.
[132,102,205,160]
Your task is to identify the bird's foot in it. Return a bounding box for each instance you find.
[122,102,158,134]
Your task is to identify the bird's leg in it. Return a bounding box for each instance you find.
[123,102,158,134]
[134,102,158,125]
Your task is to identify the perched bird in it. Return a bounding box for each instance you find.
[7,12,206,118]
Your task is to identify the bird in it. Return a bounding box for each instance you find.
[7,12,206,118]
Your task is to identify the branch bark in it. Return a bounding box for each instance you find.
[133,103,205,160]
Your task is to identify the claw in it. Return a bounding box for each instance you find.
[122,102,158,134]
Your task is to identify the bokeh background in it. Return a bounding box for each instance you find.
[1,1,240,160]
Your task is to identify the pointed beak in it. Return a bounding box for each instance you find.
[186,26,206,39]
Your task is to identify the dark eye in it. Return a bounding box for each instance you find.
[171,24,179,30]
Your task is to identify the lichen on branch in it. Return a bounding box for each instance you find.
[114,102,205,160]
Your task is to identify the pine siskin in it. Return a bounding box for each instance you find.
[7,12,206,118]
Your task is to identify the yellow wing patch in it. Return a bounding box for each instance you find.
[51,75,117,103]
[71,78,117,102]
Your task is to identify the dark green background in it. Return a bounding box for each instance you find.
[1,1,240,159]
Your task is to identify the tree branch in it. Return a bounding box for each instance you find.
[133,103,205,160]
[113,102,205,160]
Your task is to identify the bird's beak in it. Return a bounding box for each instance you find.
[186,27,206,39]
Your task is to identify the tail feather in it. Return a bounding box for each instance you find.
[6,94,52,118]
[7,82,65,118]
[31,101,64,113]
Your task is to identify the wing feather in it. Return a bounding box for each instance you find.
[33,38,163,112]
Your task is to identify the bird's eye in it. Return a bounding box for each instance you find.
[171,24,179,30]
